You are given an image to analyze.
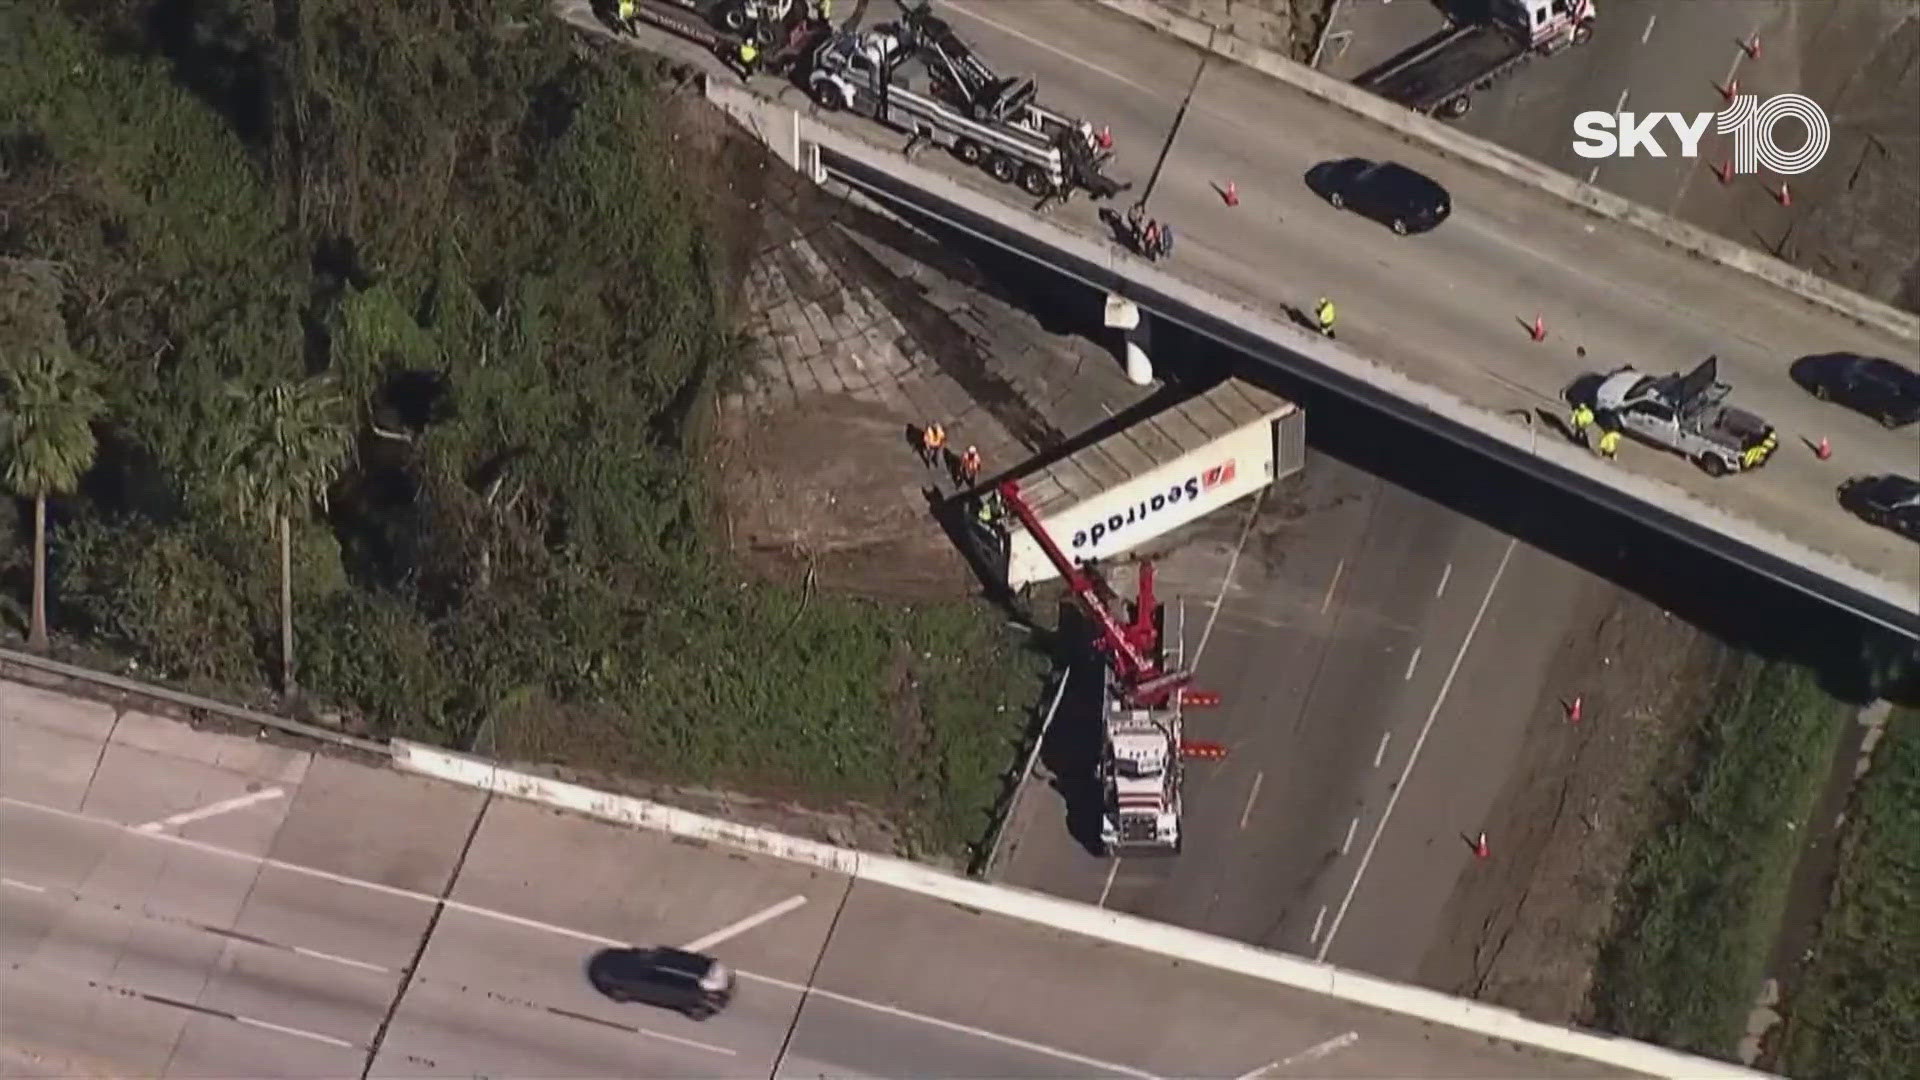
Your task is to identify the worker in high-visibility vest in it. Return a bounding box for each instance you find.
[1315,297,1336,338]
[960,445,983,485]
[1570,402,1595,447]
[920,422,946,468]
[812,0,834,25]
[1597,427,1621,460]
[617,0,636,30]
[735,39,761,78]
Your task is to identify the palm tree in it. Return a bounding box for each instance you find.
[205,379,351,694]
[0,350,102,652]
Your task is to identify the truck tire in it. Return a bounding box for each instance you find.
[810,80,842,112]
[1441,95,1472,120]
[952,139,983,165]
[1700,454,1729,477]
[721,4,747,32]
[986,153,1018,184]
[1573,21,1595,46]
[1018,164,1051,197]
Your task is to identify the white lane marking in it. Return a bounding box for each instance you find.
[681,894,808,953]
[9,872,397,974]
[1308,904,1327,946]
[1234,1030,1362,1079]
[1402,646,1422,681]
[1193,490,1265,669]
[1435,562,1452,598]
[1238,773,1265,831]
[137,787,284,833]
[2,877,47,893]
[942,2,1164,99]
[1641,13,1657,44]
[1373,731,1390,768]
[292,945,392,975]
[1614,87,1629,113]
[1097,859,1122,907]
[1316,538,1518,962]
[776,975,1162,1079]
[233,1014,355,1049]
[1341,817,1358,856]
[1319,558,1345,615]
[0,796,1162,1079]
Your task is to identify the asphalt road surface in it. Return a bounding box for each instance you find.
[2,678,1651,1079]
[793,0,1920,609]
[995,435,1593,980]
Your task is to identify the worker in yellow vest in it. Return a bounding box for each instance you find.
[1315,297,1337,338]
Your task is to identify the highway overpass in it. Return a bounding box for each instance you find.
[690,0,1920,640]
[2,666,1767,1078]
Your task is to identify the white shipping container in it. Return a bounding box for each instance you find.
[1006,411,1289,587]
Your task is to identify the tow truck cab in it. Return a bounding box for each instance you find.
[1494,0,1598,51]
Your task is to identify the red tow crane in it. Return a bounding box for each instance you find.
[996,480,1224,739]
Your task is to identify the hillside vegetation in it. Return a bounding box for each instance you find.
[0,0,1044,858]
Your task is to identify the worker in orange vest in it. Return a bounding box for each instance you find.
[920,422,947,468]
[960,445,983,485]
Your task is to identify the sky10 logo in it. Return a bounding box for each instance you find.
[1571,94,1832,176]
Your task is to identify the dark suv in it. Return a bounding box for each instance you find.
[588,947,736,1019]
[1306,158,1452,235]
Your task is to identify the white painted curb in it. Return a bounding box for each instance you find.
[698,80,1919,620]
[393,739,1773,1079]
[1093,0,1920,344]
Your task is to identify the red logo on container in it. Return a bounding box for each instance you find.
[1201,461,1237,491]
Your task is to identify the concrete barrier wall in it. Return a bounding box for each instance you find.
[393,738,1771,1079]
[1093,0,1920,344]
[701,80,1920,629]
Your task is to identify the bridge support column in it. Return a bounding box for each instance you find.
[1105,294,1154,386]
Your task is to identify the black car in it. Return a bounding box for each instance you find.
[588,947,735,1019]
[1790,353,1920,428]
[1306,158,1451,235]
[1837,474,1920,542]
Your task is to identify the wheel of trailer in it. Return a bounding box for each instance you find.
[1328,191,1344,209]
[1018,164,1051,197]
[721,4,748,32]
[1442,95,1472,120]
[1573,21,1595,45]
[1700,454,1729,477]
[986,153,1018,184]
[810,80,842,112]
[1391,217,1409,236]
[953,138,983,166]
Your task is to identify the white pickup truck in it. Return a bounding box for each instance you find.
[1583,355,1779,476]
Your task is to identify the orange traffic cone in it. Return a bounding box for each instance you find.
[1529,314,1547,342]
[1219,180,1240,207]
[1741,33,1761,59]
[1815,436,1831,460]
[1774,182,1791,207]
[1471,832,1491,859]
[1097,125,1113,150]
[1715,159,1735,184]
[1717,77,1739,102]
[1567,695,1584,724]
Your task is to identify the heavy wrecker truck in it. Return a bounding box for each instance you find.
[806,2,1129,202]
[1354,0,1597,120]
[996,479,1225,856]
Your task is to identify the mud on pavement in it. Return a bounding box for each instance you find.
[1415,582,1725,1024]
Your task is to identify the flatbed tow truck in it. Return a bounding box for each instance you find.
[1354,0,1596,119]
